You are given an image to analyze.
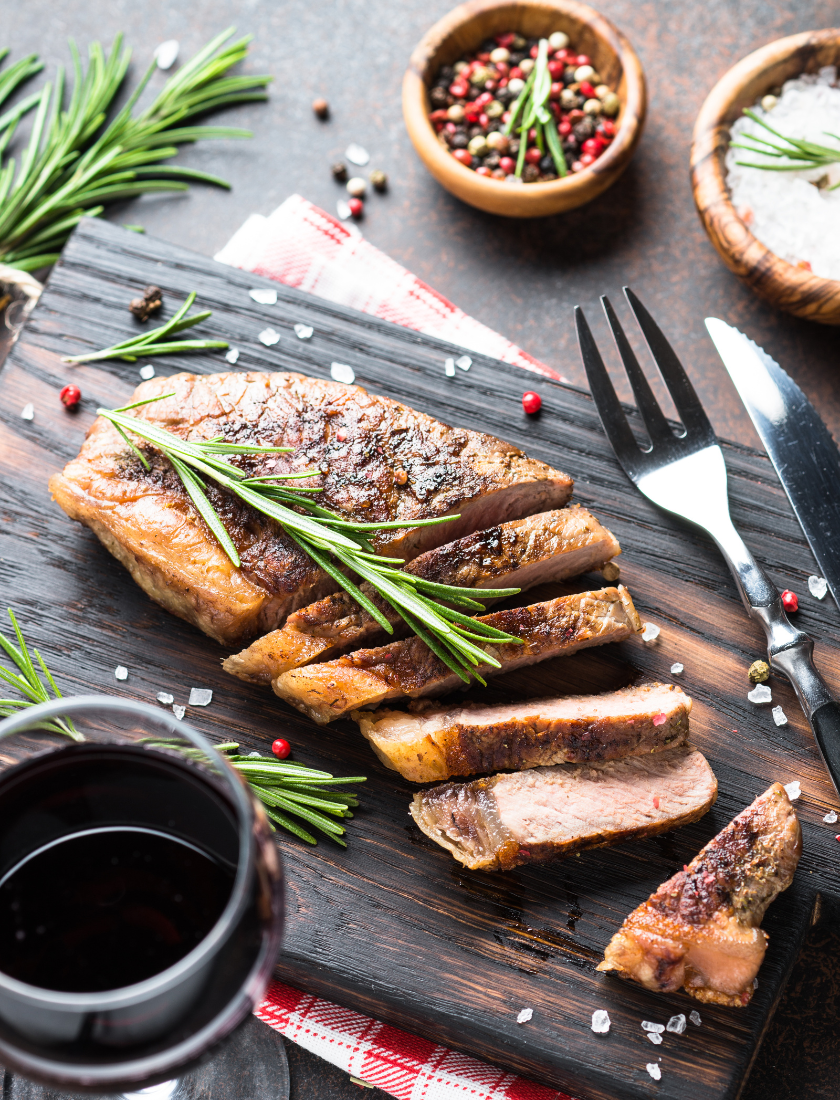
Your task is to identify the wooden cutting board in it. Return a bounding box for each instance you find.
[3,217,839,1100]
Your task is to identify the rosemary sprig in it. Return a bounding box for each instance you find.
[62,291,228,363]
[96,394,523,683]
[733,108,840,188]
[504,38,567,179]
[0,609,81,739]
[0,29,271,271]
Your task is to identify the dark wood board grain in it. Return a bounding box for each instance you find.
[2,217,839,1100]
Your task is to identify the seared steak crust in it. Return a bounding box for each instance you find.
[224,505,621,684]
[272,586,642,724]
[598,782,801,1007]
[353,682,691,782]
[410,748,717,871]
[49,372,572,645]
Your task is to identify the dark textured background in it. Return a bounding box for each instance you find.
[3,0,840,1096]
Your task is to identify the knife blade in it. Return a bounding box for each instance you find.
[705,317,840,612]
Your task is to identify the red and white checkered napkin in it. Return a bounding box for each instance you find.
[214,194,561,381]
[256,980,573,1100]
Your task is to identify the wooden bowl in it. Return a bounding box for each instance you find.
[691,29,840,324]
[403,0,647,218]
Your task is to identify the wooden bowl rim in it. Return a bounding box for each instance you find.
[403,0,647,212]
[691,28,840,303]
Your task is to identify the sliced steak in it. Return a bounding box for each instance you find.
[353,682,691,782]
[597,782,801,1007]
[410,748,717,871]
[272,586,642,724]
[50,372,572,646]
[224,505,621,684]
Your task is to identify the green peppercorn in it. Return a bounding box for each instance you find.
[748,660,770,684]
[370,169,388,192]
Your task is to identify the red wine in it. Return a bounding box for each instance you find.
[0,826,234,992]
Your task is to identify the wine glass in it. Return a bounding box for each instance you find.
[0,695,284,1096]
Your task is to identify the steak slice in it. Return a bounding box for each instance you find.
[50,372,572,646]
[272,586,642,724]
[353,682,691,783]
[224,505,621,684]
[410,748,717,871]
[597,782,801,1007]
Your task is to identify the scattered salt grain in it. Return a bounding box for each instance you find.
[294,323,314,340]
[346,143,370,166]
[455,355,472,371]
[590,1009,610,1034]
[808,574,828,600]
[247,751,263,758]
[824,810,838,824]
[336,200,352,220]
[172,704,185,720]
[154,40,179,70]
[139,364,155,380]
[647,1032,663,1045]
[20,403,33,420]
[641,623,660,644]
[114,665,128,681]
[784,780,801,801]
[641,1021,665,1033]
[156,692,174,706]
[444,357,456,377]
[225,348,240,364]
[189,688,213,707]
[748,683,772,705]
[646,1063,661,1081]
[666,1014,686,1034]
[772,705,789,727]
[516,1008,533,1024]
[258,327,280,347]
[331,362,356,384]
[249,288,277,306]
[689,1011,702,1026]
[670,662,684,675]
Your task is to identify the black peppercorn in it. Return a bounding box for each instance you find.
[430,86,448,107]
[540,155,555,173]
[450,132,468,149]
[508,138,520,156]
[331,161,348,182]
[484,152,501,169]
[129,285,163,321]
[522,163,539,182]
[440,65,455,82]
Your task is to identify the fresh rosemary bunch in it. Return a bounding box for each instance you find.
[504,38,567,179]
[0,609,81,740]
[0,28,271,271]
[63,291,228,363]
[97,393,522,684]
[732,109,840,188]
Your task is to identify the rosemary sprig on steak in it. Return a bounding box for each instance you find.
[97,394,523,684]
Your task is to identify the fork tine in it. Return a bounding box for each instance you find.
[600,295,673,444]
[575,306,641,475]
[623,287,715,439]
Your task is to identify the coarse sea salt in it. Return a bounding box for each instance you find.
[173,704,185,720]
[154,40,179,70]
[824,810,838,824]
[336,199,353,220]
[641,623,660,644]
[666,1014,686,1034]
[225,348,240,364]
[689,1010,701,1026]
[808,574,828,600]
[670,662,684,675]
[114,665,128,681]
[455,355,472,371]
[189,688,213,707]
[444,357,456,377]
[139,365,155,380]
[156,691,174,706]
[646,1064,661,1081]
[591,1009,610,1034]
[331,362,356,384]
[294,323,314,340]
[772,705,789,727]
[258,328,280,347]
[748,683,772,705]
[641,1021,664,1033]
[784,780,801,801]
[726,67,840,279]
[516,1008,533,1024]
[20,403,33,421]
[647,1032,663,1045]
[346,143,370,166]
[249,288,277,305]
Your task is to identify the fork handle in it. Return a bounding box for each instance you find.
[713,519,840,796]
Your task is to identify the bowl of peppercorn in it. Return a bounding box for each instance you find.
[403,0,647,218]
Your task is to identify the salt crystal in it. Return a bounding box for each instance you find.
[666,1014,686,1034]
[772,705,789,726]
[172,704,185,720]
[189,688,213,707]
[258,328,280,347]
[824,810,838,824]
[156,692,174,706]
[784,780,801,801]
[808,575,828,600]
[114,665,128,681]
[641,1021,665,1033]
[748,683,772,704]
[670,662,684,675]
[444,357,456,377]
[225,348,240,364]
[336,200,352,220]
[689,1010,701,1026]
[249,288,277,305]
[294,323,314,340]
[516,1008,533,1024]
[590,1009,610,1034]
[20,403,33,420]
[139,364,155,380]
[455,355,472,371]
[646,1064,661,1081]
[346,143,370,166]
[647,1032,663,1045]
[641,622,660,644]
[154,40,179,70]
[331,362,356,384]
[247,751,263,758]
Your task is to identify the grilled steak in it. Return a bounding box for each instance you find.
[224,505,621,684]
[410,748,717,871]
[353,682,691,782]
[50,372,572,646]
[597,782,801,1007]
[272,586,642,724]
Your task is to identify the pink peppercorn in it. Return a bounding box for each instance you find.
[579,81,596,99]
[272,738,291,759]
[453,149,473,167]
[548,60,564,78]
[576,54,590,65]
[781,589,799,613]
[499,156,515,174]
[525,147,542,165]
[60,384,81,408]
[475,166,492,176]
[347,197,364,217]
[522,391,542,414]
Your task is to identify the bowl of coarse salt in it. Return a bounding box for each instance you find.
[691,29,840,324]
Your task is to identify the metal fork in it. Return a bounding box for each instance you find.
[576,287,840,795]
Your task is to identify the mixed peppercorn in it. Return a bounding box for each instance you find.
[428,30,619,182]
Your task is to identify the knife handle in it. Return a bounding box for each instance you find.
[811,703,840,798]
